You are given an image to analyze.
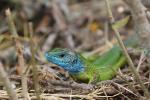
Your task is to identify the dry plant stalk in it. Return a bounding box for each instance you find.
[28,22,41,100]
[0,62,18,100]
[5,9,30,100]
[105,0,150,99]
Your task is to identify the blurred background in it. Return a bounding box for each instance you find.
[0,0,150,99]
[0,0,135,64]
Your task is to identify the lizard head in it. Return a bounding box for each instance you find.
[45,48,85,73]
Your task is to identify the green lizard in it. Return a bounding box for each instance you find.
[45,16,139,83]
[45,34,138,83]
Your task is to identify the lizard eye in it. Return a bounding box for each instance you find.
[59,54,65,58]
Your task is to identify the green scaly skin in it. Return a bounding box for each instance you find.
[45,34,138,83]
[70,46,126,83]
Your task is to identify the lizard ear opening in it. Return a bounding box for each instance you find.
[72,58,77,64]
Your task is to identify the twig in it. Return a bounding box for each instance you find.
[52,1,67,31]
[0,62,18,100]
[112,82,137,97]
[136,51,146,72]
[23,22,29,38]
[104,21,113,48]
[102,86,109,100]
[5,9,30,100]
[52,1,75,48]
[42,33,57,53]
[46,80,93,90]
[28,22,41,100]
[104,0,150,98]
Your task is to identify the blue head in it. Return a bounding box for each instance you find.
[45,48,85,73]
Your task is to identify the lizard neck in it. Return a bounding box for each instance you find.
[69,55,92,83]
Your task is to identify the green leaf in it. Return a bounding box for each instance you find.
[112,16,130,29]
